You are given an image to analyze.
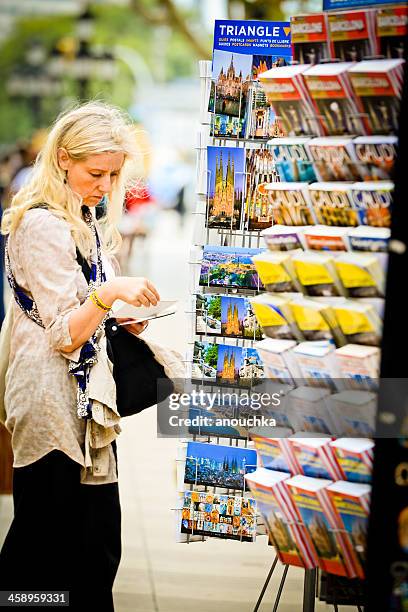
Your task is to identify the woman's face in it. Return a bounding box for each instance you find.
[58,150,125,207]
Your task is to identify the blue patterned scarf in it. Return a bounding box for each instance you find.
[5,206,108,419]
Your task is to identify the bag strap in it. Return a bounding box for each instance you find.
[76,248,92,285]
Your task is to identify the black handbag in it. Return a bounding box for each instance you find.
[76,250,174,417]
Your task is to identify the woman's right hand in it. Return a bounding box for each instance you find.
[100,276,160,308]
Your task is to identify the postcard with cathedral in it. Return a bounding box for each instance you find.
[209,20,292,139]
[195,294,263,341]
[206,146,245,229]
[216,344,265,388]
[244,148,281,231]
[184,441,257,490]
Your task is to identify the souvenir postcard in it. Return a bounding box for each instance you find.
[216,344,265,387]
[184,441,257,490]
[195,294,222,337]
[221,295,262,340]
[245,83,285,140]
[353,136,397,181]
[199,245,264,290]
[291,13,329,64]
[327,10,379,62]
[206,146,245,229]
[211,113,246,139]
[192,341,218,382]
[195,294,263,340]
[209,49,252,119]
[270,138,317,183]
[348,59,405,135]
[244,147,280,230]
[181,490,257,542]
[376,6,407,59]
[209,20,292,135]
[187,405,247,440]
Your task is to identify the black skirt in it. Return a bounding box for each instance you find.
[0,449,121,611]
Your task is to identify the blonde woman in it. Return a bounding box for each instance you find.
[0,102,160,610]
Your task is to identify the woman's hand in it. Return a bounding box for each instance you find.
[99,276,160,308]
[116,318,149,336]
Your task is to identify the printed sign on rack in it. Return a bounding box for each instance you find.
[209,20,292,140]
[323,0,407,10]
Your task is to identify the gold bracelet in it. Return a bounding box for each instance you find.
[90,290,112,312]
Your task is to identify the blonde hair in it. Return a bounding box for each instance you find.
[1,101,139,256]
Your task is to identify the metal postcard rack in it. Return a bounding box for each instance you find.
[181,59,367,611]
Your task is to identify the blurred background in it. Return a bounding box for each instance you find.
[0,2,343,611]
[0,0,321,272]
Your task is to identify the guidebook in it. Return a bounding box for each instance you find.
[270,138,317,183]
[348,59,405,135]
[245,468,317,567]
[326,480,371,579]
[286,475,357,577]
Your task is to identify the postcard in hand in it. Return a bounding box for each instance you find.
[184,441,257,490]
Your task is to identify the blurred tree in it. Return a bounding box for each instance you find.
[230,0,286,20]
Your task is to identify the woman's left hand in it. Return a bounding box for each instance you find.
[116,318,149,335]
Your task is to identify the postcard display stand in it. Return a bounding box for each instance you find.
[178,10,406,612]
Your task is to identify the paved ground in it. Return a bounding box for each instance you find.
[0,211,357,611]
